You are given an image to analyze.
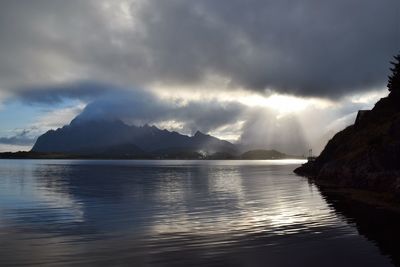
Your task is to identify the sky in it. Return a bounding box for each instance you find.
[0,0,399,154]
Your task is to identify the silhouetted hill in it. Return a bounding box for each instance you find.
[31,118,238,157]
[295,91,400,196]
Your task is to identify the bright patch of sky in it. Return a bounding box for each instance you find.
[0,99,85,152]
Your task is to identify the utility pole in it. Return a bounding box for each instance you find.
[307,149,315,162]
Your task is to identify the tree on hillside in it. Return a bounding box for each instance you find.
[388,53,400,92]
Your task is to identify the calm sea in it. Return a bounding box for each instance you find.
[0,159,397,266]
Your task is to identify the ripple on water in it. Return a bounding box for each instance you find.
[0,159,395,266]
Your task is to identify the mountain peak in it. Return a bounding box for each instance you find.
[70,116,126,127]
[194,130,206,137]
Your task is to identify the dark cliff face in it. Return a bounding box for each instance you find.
[31,119,238,156]
[295,91,400,195]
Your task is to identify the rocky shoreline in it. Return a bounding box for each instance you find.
[295,89,400,201]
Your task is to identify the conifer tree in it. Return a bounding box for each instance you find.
[388,53,400,92]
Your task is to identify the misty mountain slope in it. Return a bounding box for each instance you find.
[31,118,238,156]
[190,131,238,154]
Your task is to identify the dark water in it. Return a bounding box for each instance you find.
[0,159,397,266]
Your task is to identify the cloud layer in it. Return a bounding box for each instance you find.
[0,0,399,101]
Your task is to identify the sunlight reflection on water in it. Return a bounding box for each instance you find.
[0,159,394,266]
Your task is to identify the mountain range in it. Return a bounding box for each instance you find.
[31,118,237,158]
[15,117,301,160]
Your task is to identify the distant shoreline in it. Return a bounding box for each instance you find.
[0,154,305,161]
[0,150,305,160]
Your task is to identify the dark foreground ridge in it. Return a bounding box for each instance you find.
[295,91,400,197]
[295,53,400,198]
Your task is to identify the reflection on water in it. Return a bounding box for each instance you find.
[316,186,400,267]
[0,159,396,266]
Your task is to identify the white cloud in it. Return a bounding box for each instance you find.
[31,102,86,133]
[347,88,388,105]
[0,144,32,152]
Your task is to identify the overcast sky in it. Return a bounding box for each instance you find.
[0,0,399,154]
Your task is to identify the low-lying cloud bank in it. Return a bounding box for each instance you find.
[0,130,35,146]
[75,89,245,136]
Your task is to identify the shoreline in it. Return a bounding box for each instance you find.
[0,151,306,161]
[0,158,306,160]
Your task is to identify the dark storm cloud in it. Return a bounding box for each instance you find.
[15,82,116,104]
[137,0,399,97]
[0,0,399,101]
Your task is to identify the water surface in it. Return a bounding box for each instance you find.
[0,159,396,266]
